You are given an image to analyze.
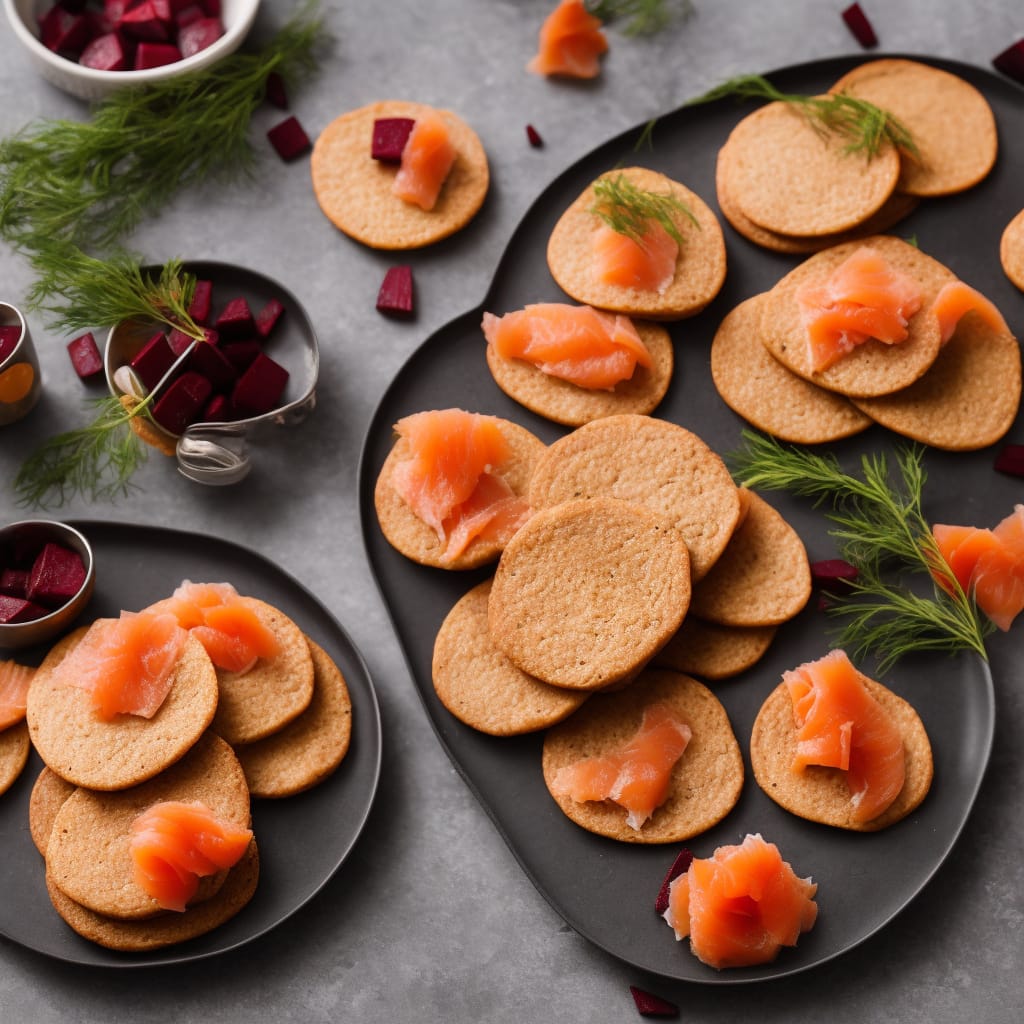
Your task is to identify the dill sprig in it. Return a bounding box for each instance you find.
[586,0,694,36]
[0,2,324,271]
[687,73,917,160]
[591,173,698,247]
[730,431,992,671]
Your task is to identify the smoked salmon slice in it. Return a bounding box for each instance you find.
[130,800,253,913]
[591,219,679,294]
[933,505,1024,631]
[795,246,923,371]
[527,0,608,79]
[481,302,653,390]
[663,833,818,969]
[0,659,35,731]
[391,110,456,212]
[784,649,905,823]
[54,610,188,721]
[929,280,1011,345]
[551,702,692,829]
[391,409,531,563]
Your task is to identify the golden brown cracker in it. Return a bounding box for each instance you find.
[432,579,588,735]
[851,313,1022,450]
[527,414,741,580]
[830,59,998,197]
[374,415,547,570]
[541,669,743,843]
[29,767,76,857]
[45,732,251,920]
[234,638,353,798]
[750,674,933,831]
[718,100,900,237]
[27,629,219,791]
[485,320,674,427]
[0,720,29,797]
[310,100,489,250]
[759,235,954,398]
[1000,208,1024,292]
[689,489,811,628]
[654,617,777,681]
[710,293,873,443]
[488,498,691,691]
[546,167,727,320]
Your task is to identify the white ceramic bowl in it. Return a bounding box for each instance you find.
[3,0,260,101]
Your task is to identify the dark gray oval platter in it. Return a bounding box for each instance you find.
[359,55,1021,983]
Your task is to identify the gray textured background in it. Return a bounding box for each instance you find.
[1,1,1022,1021]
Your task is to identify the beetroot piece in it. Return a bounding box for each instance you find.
[188,279,213,324]
[841,3,877,47]
[993,39,1024,85]
[201,393,230,422]
[0,325,21,363]
[376,265,414,317]
[811,558,859,592]
[628,987,678,1019]
[103,0,130,23]
[654,847,693,915]
[0,596,52,625]
[232,353,289,417]
[203,0,221,14]
[79,31,127,70]
[26,543,87,607]
[255,298,285,338]
[0,568,30,598]
[130,330,177,390]
[265,70,288,109]
[177,15,223,57]
[526,123,543,148]
[267,116,311,161]
[167,326,195,356]
[187,339,237,391]
[214,297,255,340]
[371,118,415,162]
[66,331,104,379]
[221,339,262,373]
[119,0,172,41]
[994,443,1024,477]
[151,370,212,434]
[134,41,181,69]
[174,3,205,29]
[38,5,91,55]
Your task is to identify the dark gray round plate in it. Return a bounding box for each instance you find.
[0,521,382,967]
[358,55,1019,982]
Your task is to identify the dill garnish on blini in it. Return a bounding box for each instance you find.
[590,173,698,248]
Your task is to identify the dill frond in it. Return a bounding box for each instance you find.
[586,0,694,36]
[590,173,698,247]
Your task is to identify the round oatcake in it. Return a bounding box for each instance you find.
[689,489,812,628]
[654,617,777,681]
[27,628,218,791]
[0,720,29,797]
[851,312,1022,451]
[542,669,744,843]
[546,167,727,320]
[829,58,998,197]
[1000,208,1024,292]
[374,415,547,571]
[235,637,353,798]
[710,293,873,443]
[310,100,489,250]
[45,732,251,921]
[750,674,933,831]
[527,414,741,581]
[46,840,259,952]
[759,234,955,398]
[432,579,588,735]
[717,100,901,237]
[488,498,691,691]
[29,766,76,856]
[485,320,674,427]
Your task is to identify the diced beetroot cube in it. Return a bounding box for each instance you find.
[134,41,181,69]
[221,340,262,373]
[526,124,543,148]
[654,847,693,915]
[201,392,230,422]
[151,370,212,434]
[167,327,194,356]
[628,987,678,1018]
[201,0,221,15]
[80,31,127,71]
[811,558,859,592]
[27,543,87,607]
[994,443,1024,477]
[0,568,29,598]
[104,0,130,24]
[120,0,172,41]
[265,70,288,109]
[214,297,255,340]
[177,15,222,57]
[129,330,176,390]
[371,118,415,162]
[841,3,877,48]
[0,324,21,363]
[187,339,237,391]
[255,298,285,338]
[38,5,91,55]
[232,353,289,416]
[0,596,51,624]
[188,279,213,324]
[174,3,204,29]
[993,40,1024,85]
[267,116,311,162]
[66,332,104,379]
[376,265,414,316]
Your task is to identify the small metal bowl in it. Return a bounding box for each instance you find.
[0,520,95,652]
